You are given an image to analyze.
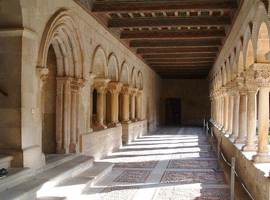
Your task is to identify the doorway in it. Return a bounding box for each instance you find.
[165,98,181,126]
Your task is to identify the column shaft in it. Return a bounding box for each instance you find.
[230,92,239,141]
[253,87,270,162]
[235,92,247,143]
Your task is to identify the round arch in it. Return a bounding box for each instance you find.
[119,61,130,85]
[107,53,119,81]
[91,45,108,78]
[256,22,270,62]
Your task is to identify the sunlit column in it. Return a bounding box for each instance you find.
[253,86,270,162]
[108,81,123,127]
[243,86,258,151]
[121,85,131,123]
[235,89,247,144]
[230,90,239,141]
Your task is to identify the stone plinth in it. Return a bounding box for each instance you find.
[80,126,122,160]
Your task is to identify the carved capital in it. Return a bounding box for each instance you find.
[36,66,49,82]
[108,81,123,94]
[93,78,110,93]
[251,63,270,87]
[121,84,132,95]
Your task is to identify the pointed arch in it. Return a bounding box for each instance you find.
[137,71,143,90]
[245,39,255,68]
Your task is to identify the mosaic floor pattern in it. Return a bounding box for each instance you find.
[40,127,230,200]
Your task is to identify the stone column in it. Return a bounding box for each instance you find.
[70,80,78,153]
[230,91,240,141]
[136,89,143,120]
[243,86,258,151]
[121,85,131,123]
[253,86,270,162]
[130,88,137,121]
[223,93,229,132]
[227,94,234,134]
[235,89,247,144]
[93,78,110,130]
[108,81,123,127]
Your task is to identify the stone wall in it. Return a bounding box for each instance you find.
[0,0,161,168]
[160,79,210,126]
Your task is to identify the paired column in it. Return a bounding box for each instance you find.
[223,93,229,132]
[130,88,138,121]
[93,78,110,130]
[121,85,131,123]
[107,81,123,127]
[243,86,258,151]
[253,86,270,162]
[230,90,240,141]
[136,89,143,120]
[235,89,247,144]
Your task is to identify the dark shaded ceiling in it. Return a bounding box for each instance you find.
[75,0,243,79]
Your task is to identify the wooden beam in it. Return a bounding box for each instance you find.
[160,74,208,79]
[121,29,226,39]
[108,16,231,28]
[142,53,217,59]
[146,58,215,62]
[91,0,237,12]
[130,39,221,47]
[150,63,212,67]
[137,47,219,54]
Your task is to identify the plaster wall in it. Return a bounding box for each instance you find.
[160,79,210,126]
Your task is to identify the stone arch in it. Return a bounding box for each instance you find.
[37,10,84,155]
[137,71,144,90]
[131,67,137,88]
[107,53,119,81]
[243,25,255,69]
[91,45,108,78]
[236,40,245,75]
[255,22,270,62]
[119,61,130,85]
[38,9,84,79]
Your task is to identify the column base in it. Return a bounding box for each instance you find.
[234,137,246,144]
[69,143,77,153]
[122,120,131,124]
[242,144,257,152]
[229,134,237,141]
[252,153,270,163]
[94,124,107,130]
[108,122,121,128]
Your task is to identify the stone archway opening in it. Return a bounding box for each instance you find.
[42,45,57,155]
[92,89,98,127]
[257,22,270,62]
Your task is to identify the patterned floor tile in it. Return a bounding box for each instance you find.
[114,161,158,169]
[160,171,225,184]
[114,170,151,183]
[153,187,230,200]
[167,159,218,169]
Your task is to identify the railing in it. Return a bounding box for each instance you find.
[203,120,255,200]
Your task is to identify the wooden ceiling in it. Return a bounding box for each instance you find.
[76,0,242,79]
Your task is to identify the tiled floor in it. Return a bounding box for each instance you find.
[85,127,230,200]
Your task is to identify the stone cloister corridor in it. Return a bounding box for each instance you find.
[1,0,270,199]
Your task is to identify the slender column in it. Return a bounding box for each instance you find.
[228,94,234,134]
[130,88,137,121]
[93,78,110,130]
[137,90,143,120]
[108,81,123,127]
[223,93,229,132]
[243,87,258,151]
[56,78,65,153]
[235,90,247,143]
[230,91,240,141]
[70,89,77,153]
[253,86,270,162]
[121,85,131,123]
